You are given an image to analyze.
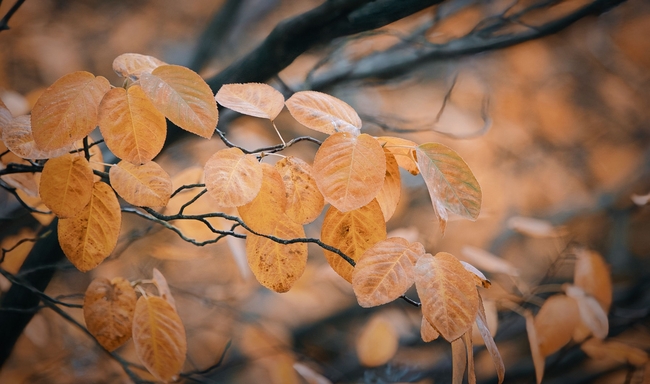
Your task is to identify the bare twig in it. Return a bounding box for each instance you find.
[0,0,25,32]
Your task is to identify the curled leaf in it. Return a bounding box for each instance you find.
[375,136,419,175]
[112,53,167,80]
[3,116,71,159]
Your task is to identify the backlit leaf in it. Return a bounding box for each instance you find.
[460,245,520,277]
[534,294,580,357]
[58,182,121,272]
[39,153,94,218]
[574,248,612,311]
[525,310,544,384]
[286,91,361,135]
[3,116,71,159]
[238,163,287,233]
[461,261,491,288]
[132,296,187,382]
[414,252,479,342]
[421,316,440,342]
[32,72,111,151]
[356,315,398,367]
[313,132,385,212]
[375,136,419,175]
[152,268,176,311]
[321,199,386,282]
[83,277,136,352]
[215,83,284,120]
[98,85,166,164]
[416,143,481,233]
[275,156,324,225]
[375,149,401,222]
[204,147,263,207]
[109,160,172,208]
[140,65,218,138]
[113,53,166,81]
[564,285,609,340]
[352,237,422,307]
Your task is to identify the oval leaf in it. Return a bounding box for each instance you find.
[237,163,287,233]
[356,315,398,367]
[275,156,324,225]
[140,65,218,139]
[375,149,401,221]
[313,132,386,212]
[286,91,361,135]
[113,53,167,81]
[414,252,479,342]
[132,295,187,382]
[564,285,609,340]
[39,153,94,218]
[376,136,419,175]
[3,116,71,159]
[83,277,136,352]
[215,83,284,120]
[99,85,167,164]
[204,147,263,207]
[421,316,440,342]
[574,248,612,311]
[32,72,111,151]
[152,268,176,310]
[109,160,172,207]
[534,294,580,357]
[58,181,121,272]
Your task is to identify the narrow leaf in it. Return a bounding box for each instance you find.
[507,216,564,238]
[460,245,520,277]
[215,83,284,120]
[293,362,332,384]
[525,310,544,384]
[475,296,504,383]
[451,337,466,384]
[275,156,324,225]
[39,153,94,218]
[237,163,287,233]
[421,316,440,342]
[375,149,401,221]
[152,268,176,311]
[462,332,476,384]
[113,53,167,81]
[573,248,612,311]
[375,136,419,175]
[286,91,361,135]
[356,315,398,367]
[204,147,263,207]
[3,116,71,159]
[109,160,172,208]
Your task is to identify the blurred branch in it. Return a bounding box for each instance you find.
[0,0,25,32]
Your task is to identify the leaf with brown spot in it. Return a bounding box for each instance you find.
[356,315,398,367]
[275,156,324,225]
[112,53,167,81]
[215,83,284,120]
[238,163,287,233]
[39,153,94,218]
[109,160,172,208]
[3,116,71,159]
[375,149,401,222]
[375,136,419,175]
[286,91,361,135]
[204,147,263,207]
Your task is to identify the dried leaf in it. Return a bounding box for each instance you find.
[460,245,520,277]
[462,332,476,384]
[375,149,401,221]
[574,248,612,312]
[109,160,172,207]
[39,153,94,218]
[525,310,544,384]
[581,338,649,367]
[0,98,12,134]
[286,91,361,135]
[313,132,386,212]
[113,53,166,81]
[238,163,287,232]
[2,116,71,159]
[534,294,580,357]
[215,83,284,120]
[140,65,218,139]
[204,147,263,207]
[375,136,419,175]
[356,315,398,367]
[564,285,609,340]
[421,316,440,342]
[451,337,466,384]
[83,277,136,351]
[507,216,564,238]
[132,296,187,382]
[475,297,504,383]
[152,268,176,311]
[460,261,491,288]
[275,156,324,225]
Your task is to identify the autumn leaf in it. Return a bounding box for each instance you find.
[451,337,466,384]
[31,72,111,151]
[460,245,520,277]
[375,149,401,222]
[375,136,419,175]
[204,147,263,207]
[0,97,12,133]
[140,65,218,139]
[421,316,440,342]
[564,285,609,340]
[581,338,649,367]
[461,261,491,288]
[132,296,187,382]
[312,132,386,212]
[534,294,580,357]
[275,156,324,225]
[507,216,565,238]
[39,153,94,218]
[215,83,285,120]
[83,277,136,352]
[475,296,504,384]
[2,115,71,159]
[573,248,612,311]
[356,315,398,367]
[152,268,176,310]
[462,332,476,384]
[98,85,167,165]
[112,53,167,81]
[286,90,361,135]
[238,163,287,233]
[109,160,172,207]
[525,310,544,384]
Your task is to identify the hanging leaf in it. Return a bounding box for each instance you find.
[39,153,94,218]
[285,91,361,135]
[275,156,324,225]
[461,261,491,288]
[152,268,176,311]
[321,199,387,282]
[472,299,498,344]
[375,136,419,175]
[534,294,580,357]
[414,252,479,342]
[524,310,544,384]
[421,316,440,342]
[451,337,466,384]
[109,160,172,208]
[83,277,136,352]
[32,72,111,151]
[132,296,187,382]
[2,116,71,159]
[462,332,476,384]
[564,285,609,340]
[58,181,121,272]
[356,315,398,367]
[112,53,167,81]
[215,83,285,120]
[238,163,287,233]
[460,245,520,277]
[0,98,12,133]
[416,143,481,233]
[351,237,423,307]
[98,85,167,165]
[313,132,386,212]
[475,296,504,383]
[573,248,612,311]
[204,147,263,207]
[375,149,401,222]
[140,65,218,139]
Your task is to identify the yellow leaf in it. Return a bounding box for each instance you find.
[525,310,544,384]
[58,181,121,272]
[275,156,324,225]
[534,294,580,357]
[574,248,612,312]
[375,149,401,221]
[421,316,440,342]
[152,268,176,311]
[83,277,136,352]
[31,72,111,151]
[414,252,479,342]
[2,116,71,159]
[140,65,218,139]
[351,237,422,307]
[132,296,187,382]
[375,136,419,175]
[356,315,398,367]
[112,53,167,81]
[215,83,285,120]
[109,160,172,208]
[39,153,94,218]
[416,143,481,233]
[321,199,386,282]
[286,91,361,135]
[98,85,167,165]
[238,163,287,232]
[313,132,386,212]
[204,147,263,207]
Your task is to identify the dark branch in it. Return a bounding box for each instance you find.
[0,0,25,32]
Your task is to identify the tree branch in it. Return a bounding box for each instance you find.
[0,0,25,32]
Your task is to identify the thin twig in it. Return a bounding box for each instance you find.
[0,0,26,32]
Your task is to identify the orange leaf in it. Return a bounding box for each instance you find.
[460,245,520,277]
[2,116,71,159]
[58,181,121,272]
[525,310,544,384]
[238,163,287,233]
[83,277,136,352]
[0,98,12,133]
[461,261,491,288]
[275,156,324,225]
[132,296,187,382]
[112,53,167,81]
[109,160,172,208]
[375,136,419,175]
[462,332,476,384]
[215,83,285,120]
[286,91,361,135]
[313,132,386,212]
[534,294,580,357]
[574,248,612,312]
[451,336,466,384]
[204,147,263,207]
[581,338,649,367]
[152,268,176,311]
[475,296,504,383]
[98,85,167,164]
[32,72,111,151]
[351,237,421,307]
[507,216,564,238]
[321,199,386,282]
[39,153,94,218]
[356,315,398,367]
[140,65,218,139]
[421,316,440,342]
[416,143,481,233]
[564,285,609,340]
[414,252,479,342]
[375,149,401,221]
